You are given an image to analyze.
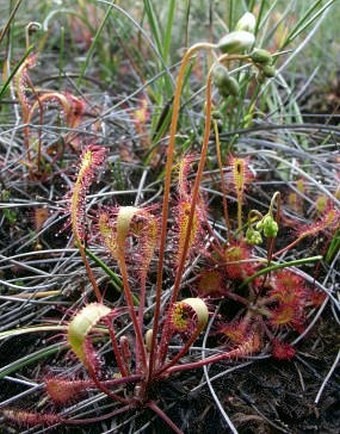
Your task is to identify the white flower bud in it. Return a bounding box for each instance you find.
[235,12,256,33]
[218,31,255,54]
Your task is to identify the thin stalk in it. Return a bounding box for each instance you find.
[157,325,206,377]
[254,0,267,35]
[86,358,128,404]
[282,0,334,48]
[263,192,281,291]
[213,119,231,232]
[0,46,34,166]
[147,42,216,381]
[58,26,65,90]
[165,342,252,375]
[249,0,256,12]
[147,401,183,434]
[157,52,250,367]
[218,53,250,234]
[0,0,24,46]
[273,235,308,257]
[204,215,226,257]
[167,67,214,305]
[117,255,147,373]
[77,1,113,86]
[138,278,147,339]
[242,80,261,129]
[157,57,214,367]
[223,291,250,306]
[325,229,340,264]
[84,247,140,305]
[314,349,340,405]
[163,0,176,64]
[25,75,43,176]
[228,0,234,30]
[184,0,191,48]
[237,193,243,233]
[78,243,102,303]
[104,318,129,378]
[240,255,322,289]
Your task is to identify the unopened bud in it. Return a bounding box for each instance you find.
[213,64,240,97]
[212,109,222,120]
[250,48,272,64]
[144,329,153,353]
[235,12,256,33]
[246,227,263,245]
[218,30,255,54]
[261,215,279,238]
[262,64,276,78]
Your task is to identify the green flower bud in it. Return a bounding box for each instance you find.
[218,31,255,54]
[262,64,276,78]
[213,64,240,97]
[213,64,229,88]
[250,48,272,65]
[220,76,240,98]
[212,109,222,120]
[264,221,279,237]
[262,215,279,238]
[246,227,263,245]
[235,12,256,33]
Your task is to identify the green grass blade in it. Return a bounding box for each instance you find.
[143,0,163,56]
[241,255,323,288]
[77,1,114,87]
[0,45,34,101]
[283,0,335,47]
[0,343,65,379]
[0,325,66,340]
[325,229,340,264]
[143,0,173,98]
[228,0,234,30]
[163,0,176,63]
[0,0,24,46]
[184,0,191,48]
[84,247,139,306]
[58,25,65,90]
[254,0,268,35]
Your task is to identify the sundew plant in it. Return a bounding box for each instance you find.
[0,2,339,433]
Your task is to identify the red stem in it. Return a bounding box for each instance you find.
[118,255,148,373]
[213,119,231,232]
[86,356,129,404]
[56,374,141,389]
[78,243,102,303]
[25,75,43,176]
[204,214,226,257]
[158,69,213,364]
[138,277,147,340]
[273,236,303,258]
[147,401,184,434]
[147,42,215,381]
[105,317,129,377]
[157,326,204,377]
[164,344,249,375]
